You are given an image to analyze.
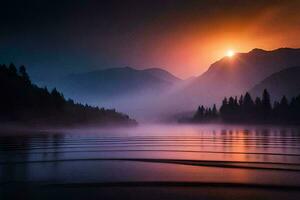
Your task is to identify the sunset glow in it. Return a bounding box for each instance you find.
[226,50,235,57]
[2,1,300,199]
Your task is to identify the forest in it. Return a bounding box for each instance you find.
[0,63,136,126]
[192,89,300,124]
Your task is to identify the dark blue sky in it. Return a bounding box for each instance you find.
[1,0,299,83]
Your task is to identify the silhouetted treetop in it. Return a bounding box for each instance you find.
[0,63,137,126]
[191,89,300,124]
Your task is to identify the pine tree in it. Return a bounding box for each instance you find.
[212,104,217,117]
[19,65,31,84]
[8,63,17,75]
[262,89,271,121]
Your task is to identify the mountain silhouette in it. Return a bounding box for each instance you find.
[141,68,181,83]
[171,48,300,112]
[32,48,300,121]
[50,67,181,120]
[57,66,181,104]
[250,66,300,101]
[0,64,136,126]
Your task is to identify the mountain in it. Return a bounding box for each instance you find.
[39,48,300,121]
[250,66,300,100]
[141,68,181,83]
[171,48,300,112]
[58,66,181,101]
[53,67,181,120]
[0,64,136,126]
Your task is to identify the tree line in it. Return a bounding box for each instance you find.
[192,89,300,124]
[0,63,136,126]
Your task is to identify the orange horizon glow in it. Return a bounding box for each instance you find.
[226,50,235,57]
[106,1,300,79]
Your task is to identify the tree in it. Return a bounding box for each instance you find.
[19,65,31,84]
[220,97,228,119]
[254,97,263,120]
[8,63,17,75]
[243,92,254,107]
[212,104,217,117]
[262,89,271,121]
[193,106,205,121]
[0,63,136,126]
[192,90,300,125]
[278,96,289,121]
[193,104,218,122]
[238,95,244,106]
[280,95,288,107]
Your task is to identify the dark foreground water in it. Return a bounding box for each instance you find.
[1,124,300,200]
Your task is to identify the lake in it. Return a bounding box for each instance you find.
[1,124,300,200]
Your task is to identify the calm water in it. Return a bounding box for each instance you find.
[1,124,300,199]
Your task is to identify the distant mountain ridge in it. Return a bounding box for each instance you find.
[170,48,300,112]
[44,48,300,121]
[250,66,300,100]
[53,66,182,120]
[196,47,300,94]
[0,64,136,126]
[141,67,181,83]
[60,66,181,101]
[69,66,180,83]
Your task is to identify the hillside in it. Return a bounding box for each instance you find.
[0,64,136,126]
[57,66,181,105]
[250,66,300,100]
[170,48,300,111]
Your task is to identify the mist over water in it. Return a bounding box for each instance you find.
[2,0,300,199]
[2,124,300,183]
[2,124,300,199]
[58,80,187,122]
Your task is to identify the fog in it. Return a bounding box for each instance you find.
[53,80,195,123]
[2,122,298,137]
[32,48,300,123]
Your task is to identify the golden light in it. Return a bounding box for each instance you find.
[226,50,235,57]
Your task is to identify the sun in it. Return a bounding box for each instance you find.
[226,50,235,57]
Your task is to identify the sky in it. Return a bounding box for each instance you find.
[1,0,300,81]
